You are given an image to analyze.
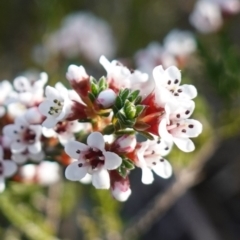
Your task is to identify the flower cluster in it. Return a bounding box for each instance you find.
[0,56,202,201]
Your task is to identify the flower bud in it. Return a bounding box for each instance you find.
[111,180,131,202]
[114,134,136,153]
[66,65,88,83]
[97,89,116,108]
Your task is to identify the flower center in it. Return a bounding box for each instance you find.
[23,129,36,144]
[84,149,104,170]
[48,99,63,115]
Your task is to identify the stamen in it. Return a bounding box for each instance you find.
[188,124,194,128]
[76,150,81,154]
[174,79,179,84]
[160,158,164,162]
[185,110,190,115]
[78,163,83,167]
[167,80,171,85]
[176,114,180,118]
[182,129,186,133]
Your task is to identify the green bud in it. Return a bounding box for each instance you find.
[124,100,136,119]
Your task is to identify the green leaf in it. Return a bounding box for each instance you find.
[135,105,145,117]
[124,100,136,119]
[123,159,135,170]
[134,96,142,105]
[115,96,123,109]
[91,83,99,97]
[128,90,140,102]
[90,76,98,84]
[118,165,128,178]
[88,92,96,103]
[120,89,130,102]
[102,124,115,135]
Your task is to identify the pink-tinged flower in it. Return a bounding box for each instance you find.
[3,116,42,154]
[163,29,196,57]
[189,0,223,34]
[0,146,18,192]
[66,64,91,101]
[11,72,48,107]
[112,134,137,153]
[19,161,60,186]
[12,151,44,165]
[97,89,116,108]
[135,42,177,74]
[39,85,87,128]
[135,139,172,184]
[64,132,122,189]
[99,56,151,97]
[42,120,91,145]
[211,0,240,15]
[159,101,202,152]
[153,65,197,100]
[110,171,131,202]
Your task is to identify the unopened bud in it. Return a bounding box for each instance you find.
[97,89,116,108]
[115,134,136,153]
[66,65,88,83]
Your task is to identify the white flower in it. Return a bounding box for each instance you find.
[189,0,223,34]
[111,181,131,202]
[38,85,73,128]
[0,146,18,192]
[66,65,89,83]
[64,132,122,189]
[136,139,172,184]
[3,116,42,154]
[11,72,48,107]
[12,151,44,165]
[19,161,60,186]
[153,65,197,100]
[79,173,92,184]
[159,100,203,152]
[97,89,116,108]
[163,29,196,57]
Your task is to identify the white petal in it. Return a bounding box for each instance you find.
[141,167,154,184]
[159,118,173,142]
[28,142,41,154]
[11,141,27,153]
[92,168,110,189]
[29,151,45,162]
[165,66,181,84]
[0,106,5,117]
[103,151,122,170]
[13,76,31,92]
[3,160,17,177]
[65,141,89,159]
[38,100,52,116]
[79,173,92,184]
[25,107,43,124]
[0,177,5,192]
[42,127,56,138]
[152,160,172,179]
[42,117,57,128]
[65,161,87,181]
[87,132,105,151]
[173,137,195,152]
[45,86,61,100]
[99,55,112,72]
[12,153,28,164]
[152,65,165,83]
[179,85,197,99]
[3,125,19,139]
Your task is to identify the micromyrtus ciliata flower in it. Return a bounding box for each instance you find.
[0,54,202,200]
